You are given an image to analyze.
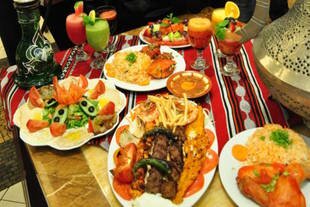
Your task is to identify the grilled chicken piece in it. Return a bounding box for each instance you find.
[147,58,175,79]
[237,163,308,207]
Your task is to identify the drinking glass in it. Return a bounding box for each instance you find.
[188,17,213,70]
[86,18,110,69]
[217,31,242,76]
[95,5,117,53]
[66,13,89,61]
[211,8,226,58]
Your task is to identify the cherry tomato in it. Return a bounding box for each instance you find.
[26,119,49,132]
[115,125,129,146]
[184,173,204,197]
[29,86,44,108]
[143,28,152,37]
[90,80,105,99]
[200,149,219,174]
[113,143,137,183]
[113,177,132,200]
[99,101,115,115]
[49,122,66,137]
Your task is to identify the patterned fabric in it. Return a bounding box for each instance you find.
[0,35,292,152]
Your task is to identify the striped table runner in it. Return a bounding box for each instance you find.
[0,35,291,152]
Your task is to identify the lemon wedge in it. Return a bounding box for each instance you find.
[89,10,96,23]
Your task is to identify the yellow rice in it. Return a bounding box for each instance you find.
[246,124,310,164]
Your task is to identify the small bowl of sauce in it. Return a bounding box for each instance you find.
[167,71,212,98]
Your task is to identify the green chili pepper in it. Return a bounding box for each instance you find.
[133,158,171,176]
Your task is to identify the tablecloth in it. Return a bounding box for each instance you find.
[0,34,293,152]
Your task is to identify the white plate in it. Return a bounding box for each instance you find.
[219,128,310,207]
[103,45,186,92]
[13,78,127,150]
[139,27,191,49]
[107,106,218,207]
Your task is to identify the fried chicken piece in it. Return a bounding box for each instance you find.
[237,163,308,207]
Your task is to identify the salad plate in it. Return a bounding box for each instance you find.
[219,128,310,207]
[107,95,218,207]
[138,13,190,48]
[103,45,185,92]
[13,77,126,150]
[139,27,191,49]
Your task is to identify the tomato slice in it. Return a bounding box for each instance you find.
[200,149,218,174]
[184,173,204,197]
[78,75,88,89]
[99,101,115,115]
[49,122,66,137]
[205,128,215,149]
[113,143,137,183]
[29,86,44,108]
[115,125,129,146]
[113,177,132,200]
[88,119,94,133]
[90,80,105,99]
[26,119,49,132]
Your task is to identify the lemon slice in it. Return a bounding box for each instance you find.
[225,1,240,19]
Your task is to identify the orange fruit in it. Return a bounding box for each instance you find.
[225,1,240,19]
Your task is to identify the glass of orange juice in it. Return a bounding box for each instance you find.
[188,17,213,70]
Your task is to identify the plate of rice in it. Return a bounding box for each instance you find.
[103,45,186,92]
[219,124,310,207]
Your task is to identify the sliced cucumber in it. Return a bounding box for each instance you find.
[52,107,68,123]
[79,98,98,117]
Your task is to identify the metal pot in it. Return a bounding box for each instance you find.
[237,0,310,127]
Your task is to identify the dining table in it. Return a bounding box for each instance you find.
[0,9,306,207]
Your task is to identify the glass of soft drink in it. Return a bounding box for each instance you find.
[85,10,110,69]
[188,17,213,70]
[66,1,89,61]
[215,18,243,76]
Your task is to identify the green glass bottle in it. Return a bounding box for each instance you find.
[13,0,62,89]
